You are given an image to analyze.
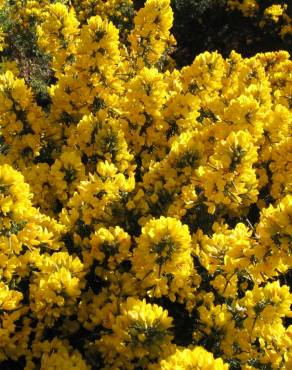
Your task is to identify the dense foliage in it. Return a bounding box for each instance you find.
[0,0,291,369]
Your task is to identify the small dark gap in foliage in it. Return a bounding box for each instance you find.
[153,296,196,346]
[85,260,109,294]
[0,357,26,370]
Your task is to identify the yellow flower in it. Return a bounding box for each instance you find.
[0,26,6,52]
[270,136,292,201]
[0,164,32,219]
[29,252,85,324]
[90,226,131,276]
[132,216,195,301]
[151,346,229,369]
[201,130,258,214]
[37,3,80,76]
[60,167,135,243]
[264,5,286,23]
[97,297,173,367]
[49,150,85,203]
[128,0,174,67]
[256,195,292,276]
[240,281,292,340]
[0,282,23,311]
[32,338,90,370]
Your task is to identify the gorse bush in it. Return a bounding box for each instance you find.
[0,0,291,369]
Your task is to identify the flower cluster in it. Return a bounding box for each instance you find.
[151,346,229,370]
[0,0,291,369]
[97,297,174,369]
